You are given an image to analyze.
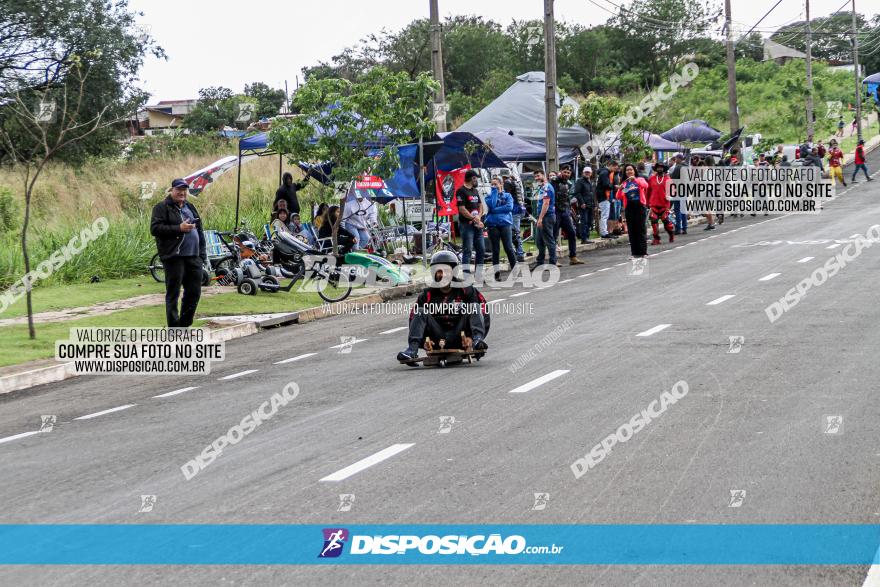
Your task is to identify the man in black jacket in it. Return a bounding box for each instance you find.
[572,166,596,243]
[150,179,207,327]
[551,166,583,265]
[274,172,308,215]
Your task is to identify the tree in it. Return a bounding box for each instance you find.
[0,59,133,338]
[771,12,870,64]
[0,0,155,337]
[244,82,287,118]
[735,32,764,61]
[561,93,646,161]
[610,0,723,85]
[0,0,162,164]
[269,68,437,253]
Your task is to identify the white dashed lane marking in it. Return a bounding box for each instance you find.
[153,386,198,398]
[274,353,318,364]
[218,369,259,381]
[826,243,842,250]
[706,294,736,306]
[508,370,570,394]
[74,404,136,420]
[758,273,781,282]
[328,339,367,349]
[798,256,815,263]
[510,291,530,297]
[379,327,408,335]
[320,443,415,482]
[636,324,671,337]
[0,430,44,445]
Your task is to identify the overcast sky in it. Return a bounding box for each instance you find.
[128,0,877,102]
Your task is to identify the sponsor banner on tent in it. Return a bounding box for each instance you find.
[436,166,470,217]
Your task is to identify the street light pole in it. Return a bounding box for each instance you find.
[543,0,558,171]
[429,0,447,133]
[805,0,815,142]
[852,0,862,141]
[725,0,740,143]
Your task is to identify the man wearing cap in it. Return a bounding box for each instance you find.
[150,179,207,328]
[852,139,871,183]
[572,166,596,244]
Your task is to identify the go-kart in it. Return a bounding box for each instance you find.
[398,332,486,367]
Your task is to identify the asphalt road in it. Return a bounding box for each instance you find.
[1,156,880,585]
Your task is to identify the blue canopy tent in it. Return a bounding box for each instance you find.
[660,120,722,144]
[425,131,508,179]
[864,72,880,106]
[448,127,578,163]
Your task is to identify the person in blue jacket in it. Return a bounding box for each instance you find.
[484,176,517,280]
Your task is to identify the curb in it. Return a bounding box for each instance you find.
[0,322,261,396]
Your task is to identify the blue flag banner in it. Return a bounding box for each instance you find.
[0,525,879,565]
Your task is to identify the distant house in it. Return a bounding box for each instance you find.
[129,99,197,136]
[763,40,806,65]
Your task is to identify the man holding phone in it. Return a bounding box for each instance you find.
[150,178,207,327]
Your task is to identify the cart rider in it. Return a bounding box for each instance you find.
[397,251,489,365]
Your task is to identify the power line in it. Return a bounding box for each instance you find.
[735,0,783,44]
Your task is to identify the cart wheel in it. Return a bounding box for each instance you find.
[261,275,279,292]
[238,278,258,296]
[148,253,165,283]
[232,267,245,286]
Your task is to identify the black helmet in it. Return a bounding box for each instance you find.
[430,250,459,268]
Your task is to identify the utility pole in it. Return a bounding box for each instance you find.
[852,0,862,141]
[724,0,740,145]
[543,0,558,171]
[429,0,447,132]
[805,0,815,142]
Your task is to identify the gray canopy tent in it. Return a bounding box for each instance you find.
[458,72,589,149]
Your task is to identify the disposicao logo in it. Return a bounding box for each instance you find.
[319,528,349,558]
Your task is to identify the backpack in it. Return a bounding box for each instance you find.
[623,180,641,203]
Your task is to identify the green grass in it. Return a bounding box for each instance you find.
[0,276,166,319]
[0,284,339,367]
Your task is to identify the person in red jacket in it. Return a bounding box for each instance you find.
[647,162,675,245]
[852,139,872,183]
[616,163,649,258]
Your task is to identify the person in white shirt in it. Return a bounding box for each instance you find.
[342,192,377,250]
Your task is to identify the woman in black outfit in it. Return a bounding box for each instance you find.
[318,205,356,253]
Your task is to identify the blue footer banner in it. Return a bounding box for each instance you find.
[1,525,879,565]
